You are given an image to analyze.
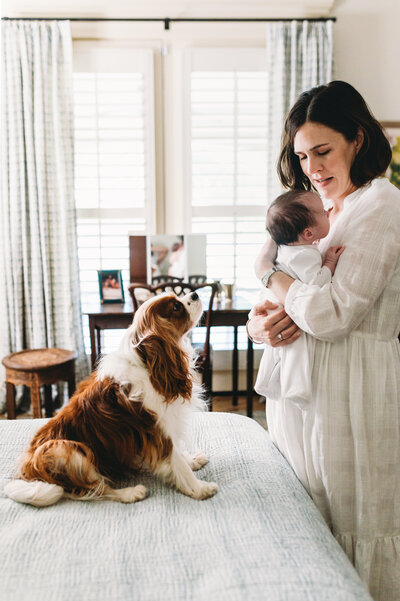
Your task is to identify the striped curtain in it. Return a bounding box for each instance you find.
[0,20,88,412]
[265,20,334,204]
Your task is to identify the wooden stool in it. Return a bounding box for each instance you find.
[2,348,77,419]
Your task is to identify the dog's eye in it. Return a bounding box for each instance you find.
[173,301,182,312]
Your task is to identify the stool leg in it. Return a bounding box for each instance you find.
[6,382,17,420]
[30,377,42,419]
[44,385,54,418]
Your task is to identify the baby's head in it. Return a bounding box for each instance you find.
[266,190,330,245]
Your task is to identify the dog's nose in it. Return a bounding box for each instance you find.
[191,292,199,301]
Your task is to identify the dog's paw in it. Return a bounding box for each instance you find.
[189,452,209,471]
[117,485,148,503]
[193,481,218,500]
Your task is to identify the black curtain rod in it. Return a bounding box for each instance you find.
[1,16,336,30]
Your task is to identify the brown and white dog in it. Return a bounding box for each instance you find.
[4,292,218,507]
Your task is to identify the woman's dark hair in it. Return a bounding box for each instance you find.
[267,190,316,245]
[278,80,392,190]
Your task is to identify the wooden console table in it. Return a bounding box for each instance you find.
[83,296,256,417]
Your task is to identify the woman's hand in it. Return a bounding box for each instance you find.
[248,300,301,347]
[254,238,278,279]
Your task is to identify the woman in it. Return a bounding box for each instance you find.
[247,80,400,601]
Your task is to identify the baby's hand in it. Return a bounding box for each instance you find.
[323,246,345,275]
[252,299,279,316]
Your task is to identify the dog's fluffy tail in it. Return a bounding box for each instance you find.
[4,479,64,507]
[5,438,107,507]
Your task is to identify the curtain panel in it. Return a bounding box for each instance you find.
[265,20,334,204]
[0,20,88,412]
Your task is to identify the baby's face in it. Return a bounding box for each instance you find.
[303,192,330,241]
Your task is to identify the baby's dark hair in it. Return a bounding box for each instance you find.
[266,190,316,245]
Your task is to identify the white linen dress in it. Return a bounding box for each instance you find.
[255,244,332,406]
[264,178,400,601]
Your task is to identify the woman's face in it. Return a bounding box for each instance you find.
[293,122,360,204]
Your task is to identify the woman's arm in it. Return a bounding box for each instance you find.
[254,237,294,303]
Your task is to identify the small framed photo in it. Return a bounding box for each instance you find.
[98,270,125,304]
[382,122,400,189]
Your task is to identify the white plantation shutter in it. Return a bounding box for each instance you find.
[185,50,268,349]
[73,43,155,352]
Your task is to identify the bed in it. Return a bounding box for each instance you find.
[0,412,372,601]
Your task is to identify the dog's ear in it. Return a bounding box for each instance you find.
[137,334,193,402]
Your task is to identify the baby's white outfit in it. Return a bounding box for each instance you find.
[254,244,331,407]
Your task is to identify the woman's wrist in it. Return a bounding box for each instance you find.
[260,267,281,289]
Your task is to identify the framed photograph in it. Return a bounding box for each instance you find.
[128,234,207,285]
[382,122,400,189]
[98,269,125,304]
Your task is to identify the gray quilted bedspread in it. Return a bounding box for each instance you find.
[0,412,372,601]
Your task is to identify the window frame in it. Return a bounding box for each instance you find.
[73,41,158,235]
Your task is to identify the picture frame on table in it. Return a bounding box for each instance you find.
[381,122,400,189]
[98,269,125,304]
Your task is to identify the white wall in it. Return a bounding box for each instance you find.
[334,0,400,121]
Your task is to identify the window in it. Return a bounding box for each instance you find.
[73,43,156,351]
[184,49,268,349]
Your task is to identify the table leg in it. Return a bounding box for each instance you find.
[67,362,76,398]
[44,385,53,418]
[232,326,238,406]
[89,316,97,370]
[246,337,254,418]
[6,381,17,419]
[96,328,101,367]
